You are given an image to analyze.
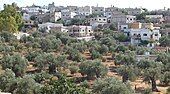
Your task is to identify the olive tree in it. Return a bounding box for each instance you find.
[79,60,108,80]
[115,51,137,82]
[137,60,163,92]
[0,69,16,92]
[1,54,28,77]
[92,77,133,94]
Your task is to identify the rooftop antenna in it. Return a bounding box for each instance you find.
[97,4,98,7]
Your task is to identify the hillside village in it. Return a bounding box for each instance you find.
[0,2,170,94]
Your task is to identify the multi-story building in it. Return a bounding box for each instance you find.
[50,12,61,22]
[77,6,91,16]
[22,13,31,20]
[69,25,93,37]
[111,15,136,24]
[67,6,78,13]
[164,16,170,23]
[90,16,108,28]
[146,15,164,23]
[61,9,77,20]
[91,6,105,15]
[105,6,123,18]
[124,29,161,45]
[124,8,144,15]
[21,4,49,15]
[129,22,154,29]
[38,22,63,32]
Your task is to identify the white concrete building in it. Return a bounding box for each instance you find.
[124,29,161,45]
[91,6,105,15]
[22,13,31,20]
[146,15,164,23]
[146,15,163,19]
[38,23,63,32]
[22,6,40,13]
[111,15,136,24]
[69,25,93,37]
[67,6,78,13]
[21,5,49,14]
[124,8,144,15]
[78,6,91,16]
[90,16,108,28]
[69,25,94,41]
[105,7,122,18]
[14,32,30,40]
[61,9,77,20]
[50,12,61,22]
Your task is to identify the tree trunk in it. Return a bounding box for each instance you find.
[95,69,100,78]
[150,77,159,92]
[49,64,56,74]
[122,73,128,83]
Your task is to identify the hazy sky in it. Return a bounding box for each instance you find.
[0,0,170,10]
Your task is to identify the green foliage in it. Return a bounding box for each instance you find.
[99,44,109,55]
[167,87,170,94]
[80,80,90,88]
[26,50,43,62]
[115,45,128,53]
[33,71,52,83]
[79,60,108,79]
[156,52,170,65]
[1,54,28,77]
[159,35,170,47]
[160,71,170,86]
[41,76,88,94]
[67,48,85,62]
[91,50,102,59]
[0,31,16,42]
[114,51,136,65]
[92,77,133,94]
[137,60,163,91]
[69,65,79,74]
[34,53,56,72]
[0,69,16,92]
[70,42,87,53]
[142,88,152,94]
[109,23,117,31]
[13,77,41,94]
[113,32,128,42]
[117,65,139,82]
[0,4,23,33]
[136,47,148,55]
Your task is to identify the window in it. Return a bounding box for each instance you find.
[155,34,158,36]
[99,19,101,20]
[101,9,103,11]
[143,34,147,36]
[123,27,127,29]
[127,18,129,20]
[103,19,106,21]
[95,19,97,20]
[89,30,91,32]
[130,18,132,20]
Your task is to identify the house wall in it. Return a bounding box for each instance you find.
[78,6,91,16]
[92,6,105,15]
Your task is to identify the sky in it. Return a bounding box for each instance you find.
[0,0,169,10]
